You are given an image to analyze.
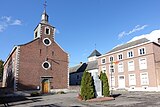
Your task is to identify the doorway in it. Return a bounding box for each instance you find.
[118,75,125,89]
[42,79,50,93]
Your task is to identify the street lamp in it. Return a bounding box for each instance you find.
[110,64,114,96]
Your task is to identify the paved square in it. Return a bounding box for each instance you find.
[1,91,160,107]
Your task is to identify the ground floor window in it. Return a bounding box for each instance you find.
[140,72,149,85]
[129,74,136,86]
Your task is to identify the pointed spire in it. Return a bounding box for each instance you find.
[41,0,49,23]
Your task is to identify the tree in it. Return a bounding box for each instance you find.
[100,72,110,97]
[0,60,4,80]
[80,70,95,100]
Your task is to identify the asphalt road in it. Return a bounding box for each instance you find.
[1,91,160,107]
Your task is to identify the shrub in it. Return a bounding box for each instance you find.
[100,72,110,97]
[56,91,66,94]
[80,70,95,100]
[30,92,40,97]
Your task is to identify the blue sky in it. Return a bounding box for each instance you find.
[0,0,160,67]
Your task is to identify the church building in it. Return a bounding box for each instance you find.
[2,6,69,93]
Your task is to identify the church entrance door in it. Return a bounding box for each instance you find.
[42,79,50,93]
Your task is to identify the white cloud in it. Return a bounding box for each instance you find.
[118,25,148,39]
[0,16,22,32]
[129,29,160,43]
[11,19,22,25]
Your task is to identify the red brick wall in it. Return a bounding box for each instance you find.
[17,24,68,90]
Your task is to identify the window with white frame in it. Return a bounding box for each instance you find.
[128,50,134,58]
[140,73,149,85]
[101,58,106,64]
[109,56,114,62]
[118,62,123,72]
[128,60,135,71]
[110,76,115,87]
[129,74,136,86]
[139,47,146,55]
[118,53,123,60]
[101,66,106,73]
[109,64,115,74]
[139,58,147,70]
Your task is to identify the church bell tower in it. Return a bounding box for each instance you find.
[34,0,55,40]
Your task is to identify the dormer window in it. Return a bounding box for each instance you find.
[45,27,50,35]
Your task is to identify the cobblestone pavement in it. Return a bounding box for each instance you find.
[1,91,160,107]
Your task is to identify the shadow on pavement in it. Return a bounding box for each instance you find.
[0,96,43,107]
[110,94,122,98]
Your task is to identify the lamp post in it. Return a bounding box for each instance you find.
[110,63,113,96]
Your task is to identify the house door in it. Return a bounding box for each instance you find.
[42,79,50,93]
[118,76,125,89]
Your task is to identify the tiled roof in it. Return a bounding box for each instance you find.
[88,50,101,58]
[108,38,150,54]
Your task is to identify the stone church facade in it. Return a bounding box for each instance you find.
[2,8,69,93]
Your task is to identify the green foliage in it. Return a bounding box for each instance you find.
[100,72,110,97]
[80,70,95,100]
[0,60,4,80]
[30,91,40,97]
[57,91,66,94]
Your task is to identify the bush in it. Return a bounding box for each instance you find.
[80,70,95,100]
[100,72,110,97]
[56,91,66,94]
[30,92,40,97]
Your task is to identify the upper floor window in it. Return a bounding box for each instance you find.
[118,54,123,60]
[45,27,50,35]
[118,62,124,72]
[101,66,106,73]
[139,58,147,70]
[128,50,134,58]
[128,60,135,71]
[109,56,114,62]
[139,47,146,55]
[101,58,106,64]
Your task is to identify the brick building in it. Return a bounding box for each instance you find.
[2,8,69,93]
[98,38,160,91]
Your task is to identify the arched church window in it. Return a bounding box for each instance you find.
[42,61,51,70]
[43,38,51,46]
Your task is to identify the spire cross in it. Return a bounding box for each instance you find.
[43,0,47,11]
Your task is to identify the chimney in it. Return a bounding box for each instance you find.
[158,38,160,43]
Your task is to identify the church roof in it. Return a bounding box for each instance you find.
[88,49,101,58]
[107,38,150,54]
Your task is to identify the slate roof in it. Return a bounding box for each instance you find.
[88,49,101,58]
[69,61,98,74]
[69,63,87,73]
[108,38,150,54]
[86,60,98,70]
